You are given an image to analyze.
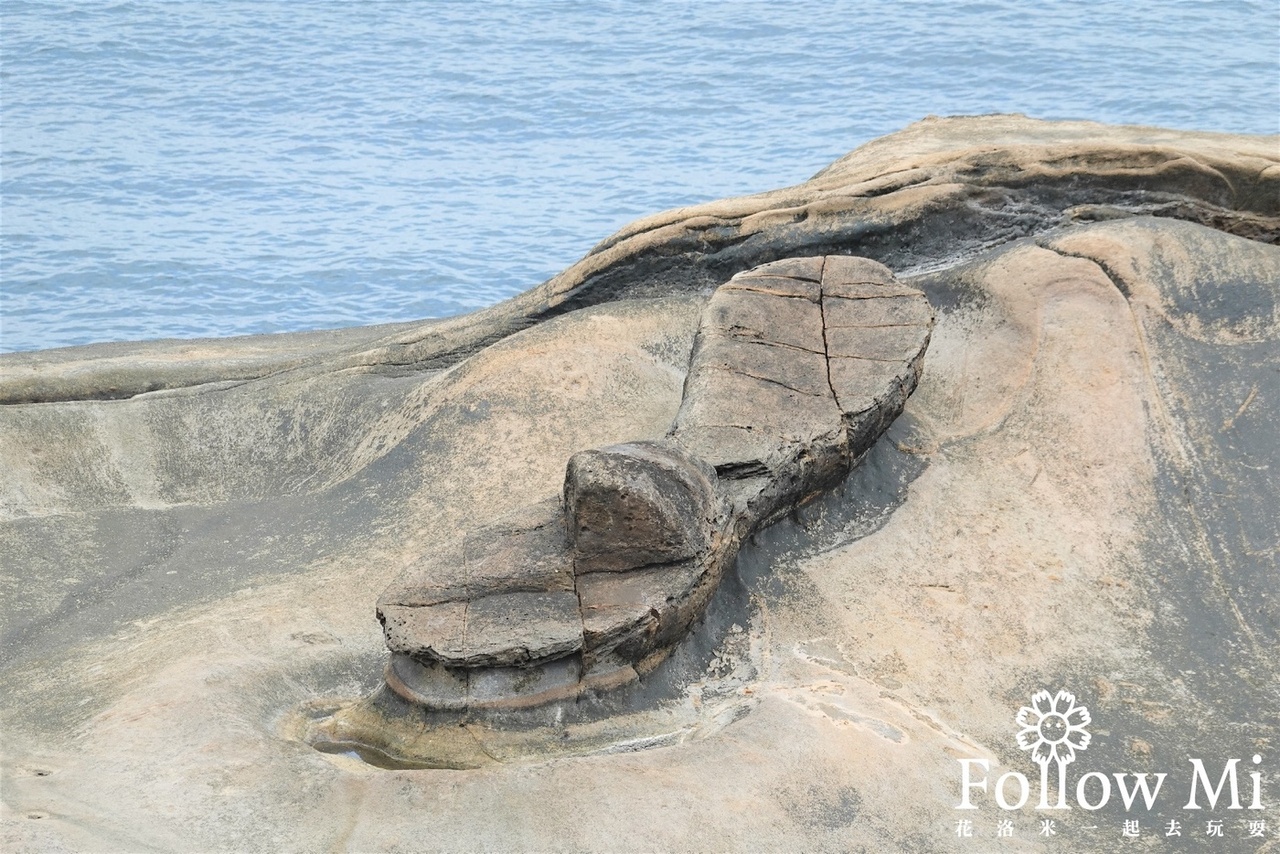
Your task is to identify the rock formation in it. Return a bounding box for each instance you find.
[1,117,1276,853]
[376,256,933,710]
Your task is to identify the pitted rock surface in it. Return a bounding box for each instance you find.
[565,441,721,574]
[377,255,933,709]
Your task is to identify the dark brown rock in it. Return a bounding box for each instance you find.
[565,440,720,574]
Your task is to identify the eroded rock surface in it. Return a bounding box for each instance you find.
[375,256,933,709]
[2,118,1277,854]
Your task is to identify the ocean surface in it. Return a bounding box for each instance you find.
[3,1,1277,354]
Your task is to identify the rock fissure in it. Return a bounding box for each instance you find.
[699,365,830,399]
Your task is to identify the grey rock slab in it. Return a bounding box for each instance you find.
[578,561,704,665]
[828,357,917,418]
[667,424,780,479]
[460,590,583,667]
[824,325,931,363]
[822,293,934,329]
[385,653,469,711]
[466,656,582,709]
[378,601,467,662]
[822,281,928,300]
[746,256,825,281]
[377,542,468,607]
[700,289,826,353]
[674,368,842,442]
[821,255,896,286]
[720,275,821,301]
[688,337,832,398]
[463,499,574,598]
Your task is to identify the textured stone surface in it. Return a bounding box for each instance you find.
[374,256,930,691]
[577,560,703,668]
[462,500,574,598]
[565,441,719,574]
[378,601,466,662]
[379,256,929,684]
[462,591,583,668]
[671,255,933,494]
[1,118,1277,853]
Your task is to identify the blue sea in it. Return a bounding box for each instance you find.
[2,1,1277,353]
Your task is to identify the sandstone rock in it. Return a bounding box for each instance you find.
[461,591,583,668]
[577,560,704,668]
[378,600,466,662]
[374,254,932,704]
[565,441,720,574]
[2,118,1277,854]
[671,256,933,511]
[462,499,574,598]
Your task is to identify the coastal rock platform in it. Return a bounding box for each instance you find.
[2,116,1277,852]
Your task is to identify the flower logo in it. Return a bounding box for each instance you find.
[1016,689,1092,765]
[1016,689,1091,808]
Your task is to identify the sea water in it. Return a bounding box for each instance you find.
[2,0,1276,353]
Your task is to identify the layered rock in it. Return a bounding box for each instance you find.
[2,118,1277,854]
[375,256,933,710]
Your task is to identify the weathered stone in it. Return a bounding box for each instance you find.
[376,543,467,607]
[822,280,925,300]
[822,293,933,328]
[668,424,779,478]
[746,255,825,281]
[827,357,914,417]
[6,119,1277,854]
[466,656,582,709]
[462,499,574,598]
[700,288,826,352]
[824,325,930,362]
[822,254,896,286]
[384,653,469,711]
[720,275,821,301]
[461,591,583,667]
[674,369,841,442]
[577,561,703,667]
[687,337,831,397]
[565,440,720,574]
[377,601,467,662]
